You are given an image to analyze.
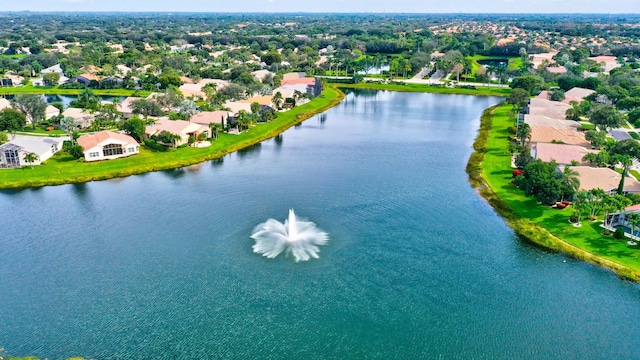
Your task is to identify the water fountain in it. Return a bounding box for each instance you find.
[251,209,329,262]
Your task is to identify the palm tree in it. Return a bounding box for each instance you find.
[272,92,283,110]
[627,212,640,239]
[23,152,39,169]
[613,154,633,195]
[209,123,222,140]
[559,166,580,202]
[516,123,531,147]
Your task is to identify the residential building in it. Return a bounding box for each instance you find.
[564,166,640,195]
[145,119,209,146]
[531,142,598,165]
[0,136,64,168]
[77,130,140,162]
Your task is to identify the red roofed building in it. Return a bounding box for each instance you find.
[278,74,322,97]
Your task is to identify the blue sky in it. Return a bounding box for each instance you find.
[4,0,640,13]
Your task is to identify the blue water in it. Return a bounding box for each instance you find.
[1,90,639,359]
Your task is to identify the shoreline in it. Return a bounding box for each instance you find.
[0,86,345,189]
[467,103,640,282]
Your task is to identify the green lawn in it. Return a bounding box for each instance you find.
[336,82,510,97]
[478,104,640,280]
[0,85,149,97]
[0,53,27,59]
[0,86,344,189]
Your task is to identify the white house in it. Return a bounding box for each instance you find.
[62,107,96,129]
[0,135,64,168]
[77,130,140,162]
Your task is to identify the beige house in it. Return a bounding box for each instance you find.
[77,130,140,162]
[62,107,95,128]
[145,119,209,146]
[565,166,640,195]
[524,114,580,130]
[531,143,597,166]
[190,111,231,126]
[530,126,591,148]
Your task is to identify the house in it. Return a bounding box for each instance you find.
[239,95,274,108]
[62,107,96,129]
[224,101,253,114]
[77,130,140,162]
[0,135,64,168]
[531,142,598,165]
[545,66,567,74]
[0,98,11,110]
[45,105,60,120]
[41,64,64,76]
[145,119,209,146]
[524,114,580,130]
[529,126,591,147]
[588,55,621,73]
[190,111,231,126]
[117,97,139,118]
[563,166,640,195]
[562,87,595,105]
[178,79,230,99]
[251,69,274,82]
[606,204,640,237]
[526,98,571,119]
[280,76,322,98]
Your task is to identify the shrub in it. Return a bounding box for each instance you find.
[614,227,626,240]
[143,139,167,152]
[69,144,84,159]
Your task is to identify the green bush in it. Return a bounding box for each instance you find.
[143,139,167,152]
[614,227,626,240]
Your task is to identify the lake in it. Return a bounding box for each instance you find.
[1,90,639,359]
[0,94,126,108]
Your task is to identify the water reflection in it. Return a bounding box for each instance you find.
[237,143,262,159]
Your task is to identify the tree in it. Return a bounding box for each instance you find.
[0,132,8,144]
[60,117,80,145]
[584,130,607,150]
[209,123,222,140]
[250,101,261,115]
[452,63,464,82]
[515,150,533,169]
[203,82,217,101]
[510,75,545,96]
[612,154,633,195]
[507,88,530,111]
[558,166,580,201]
[155,88,184,112]
[549,89,565,101]
[69,145,84,159]
[131,99,164,118]
[23,152,39,169]
[179,100,198,119]
[122,116,146,142]
[589,104,621,131]
[42,72,61,86]
[516,123,531,147]
[262,51,282,66]
[272,91,283,110]
[627,212,640,239]
[153,130,181,148]
[11,94,47,129]
[0,108,27,137]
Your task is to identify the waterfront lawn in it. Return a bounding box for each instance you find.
[0,86,343,188]
[483,104,640,273]
[336,82,510,97]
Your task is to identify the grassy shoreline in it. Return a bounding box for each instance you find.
[334,82,510,97]
[0,86,345,189]
[467,103,640,282]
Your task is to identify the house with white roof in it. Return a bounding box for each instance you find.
[77,130,140,162]
[0,135,64,168]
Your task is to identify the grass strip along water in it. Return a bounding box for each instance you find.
[467,103,640,281]
[335,82,511,97]
[0,86,345,189]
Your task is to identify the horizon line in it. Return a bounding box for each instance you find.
[0,11,637,15]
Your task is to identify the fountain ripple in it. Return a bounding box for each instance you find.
[251,209,329,262]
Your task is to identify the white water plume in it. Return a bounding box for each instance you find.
[251,209,329,262]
